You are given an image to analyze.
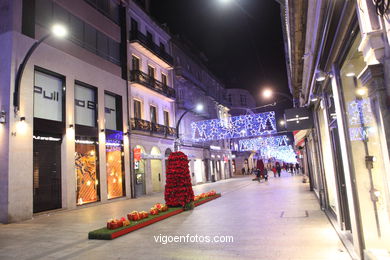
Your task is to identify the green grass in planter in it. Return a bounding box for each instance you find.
[195,194,221,204]
[88,207,182,239]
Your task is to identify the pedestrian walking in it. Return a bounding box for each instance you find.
[295,162,300,175]
[257,159,265,182]
[275,161,281,177]
[289,163,294,175]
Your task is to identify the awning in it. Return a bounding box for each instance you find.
[293,130,308,147]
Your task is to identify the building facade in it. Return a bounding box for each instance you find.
[171,38,233,184]
[0,0,130,223]
[281,0,390,259]
[0,0,236,223]
[127,0,176,197]
[226,88,256,116]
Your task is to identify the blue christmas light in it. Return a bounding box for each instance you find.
[191,111,277,142]
[231,135,297,163]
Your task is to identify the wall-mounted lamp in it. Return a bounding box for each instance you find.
[315,70,331,82]
[20,116,26,121]
[356,87,368,97]
[100,129,105,133]
[69,124,74,128]
[310,94,322,102]
[124,131,130,136]
[370,188,380,202]
[0,110,6,124]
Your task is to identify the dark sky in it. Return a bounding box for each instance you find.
[149,0,291,107]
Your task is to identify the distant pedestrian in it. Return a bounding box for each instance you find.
[257,159,265,182]
[289,164,294,175]
[295,163,300,174]
[275,162,281,177]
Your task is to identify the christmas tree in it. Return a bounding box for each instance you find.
[164,151,194,210]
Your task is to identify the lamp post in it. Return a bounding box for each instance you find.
[13,24,68,114]
[262,88,293,102]
[174,103,203,152]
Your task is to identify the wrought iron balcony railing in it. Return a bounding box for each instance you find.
[131,118,176,138]
[129,70,176,99]
[129,30,174,66]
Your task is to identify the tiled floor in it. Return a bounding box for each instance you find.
[0,172,351,260]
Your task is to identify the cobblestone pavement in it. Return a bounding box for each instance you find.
[0,171,352,260]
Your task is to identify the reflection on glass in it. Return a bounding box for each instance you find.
[340,34,390,248]
[75,140,99,205]
[106,130,124,199]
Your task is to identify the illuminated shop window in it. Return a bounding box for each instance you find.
[106,130,125,199]
[75,138,99,205]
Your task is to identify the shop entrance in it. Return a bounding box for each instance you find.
[134,145,146,197]
[194,159,203,183]
[33,137,62,213]
[151,147,162,192]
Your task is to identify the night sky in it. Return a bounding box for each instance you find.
[150,0,290,107]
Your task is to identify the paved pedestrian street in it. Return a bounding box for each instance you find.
[0,172,351,260]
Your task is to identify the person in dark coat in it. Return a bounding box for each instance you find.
[275,161,282,177]
[257,159,265,181]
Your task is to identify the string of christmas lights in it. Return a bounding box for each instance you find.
[231,135,297,163]
[191,111,277,142]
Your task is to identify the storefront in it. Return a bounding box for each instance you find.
[33,68,65,213]
[336,32,390,254]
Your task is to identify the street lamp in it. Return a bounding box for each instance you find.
[13,23,68,114]
[261,88,293,102]
[174,104,204,151]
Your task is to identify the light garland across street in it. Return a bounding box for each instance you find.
[191,111,277,142]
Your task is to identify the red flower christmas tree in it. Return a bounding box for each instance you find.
[164,151,194,209]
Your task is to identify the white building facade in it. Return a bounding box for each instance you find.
[127,1,176,197]
[172,38,233,184]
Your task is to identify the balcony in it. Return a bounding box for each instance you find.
[129,30,174,68]
[131,118,176,138]
[130,70,176,99]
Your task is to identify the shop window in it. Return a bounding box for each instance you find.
[339,34,390,247]
[33,70,64,122]
[75,138,99,205]
[75,83,97,128]
[106,130,125,199]
[105,93,122,131]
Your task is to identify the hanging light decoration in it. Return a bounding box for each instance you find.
[191,111,277,142]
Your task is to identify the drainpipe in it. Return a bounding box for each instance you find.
[305,0,335,107]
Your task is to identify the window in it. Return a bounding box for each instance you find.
[34,70,64,122]
[160,42,165,52]
[105,129,125,199]
[104,93,122,131]
[161,73,167,86]
[240,95,247,106]
[134,99,142,119]
[164,111,169,127]
[75,83,97,127]
[150,105,157,124]
[146,31,153,43]
[84,0,120,24]
[35,1,120,65]
[75,137,99,205]
[131,18,138,31]
[97,31,108,57]
[148,65,155,79]
[132,55,140,71]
